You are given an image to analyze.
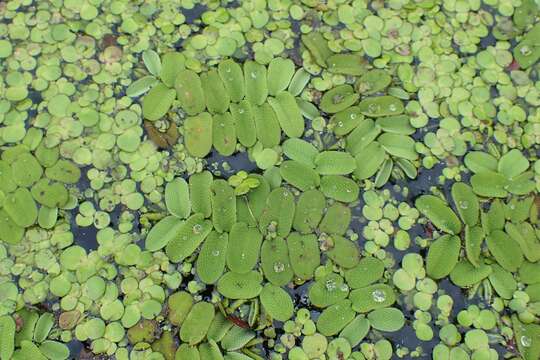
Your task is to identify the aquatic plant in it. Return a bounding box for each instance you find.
[0,0,539,359]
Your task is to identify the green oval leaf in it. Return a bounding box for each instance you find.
[415,195,462,234]
[142,82,176,121]
[426,235,461,279]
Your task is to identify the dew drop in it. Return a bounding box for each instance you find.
[459,201,468,209]
[212,250,220,256]
[389,104,397,112]
[273,262,285,273]
[325,279,336,291]
[192,224,203,234]
[250,72,257,79]
[372,289,386,303]
[368,103,379,113]
[521,335,532,348]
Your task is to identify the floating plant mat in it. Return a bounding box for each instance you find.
[0,1,540,360]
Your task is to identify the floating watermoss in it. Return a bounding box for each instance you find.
[2,1,540,359]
